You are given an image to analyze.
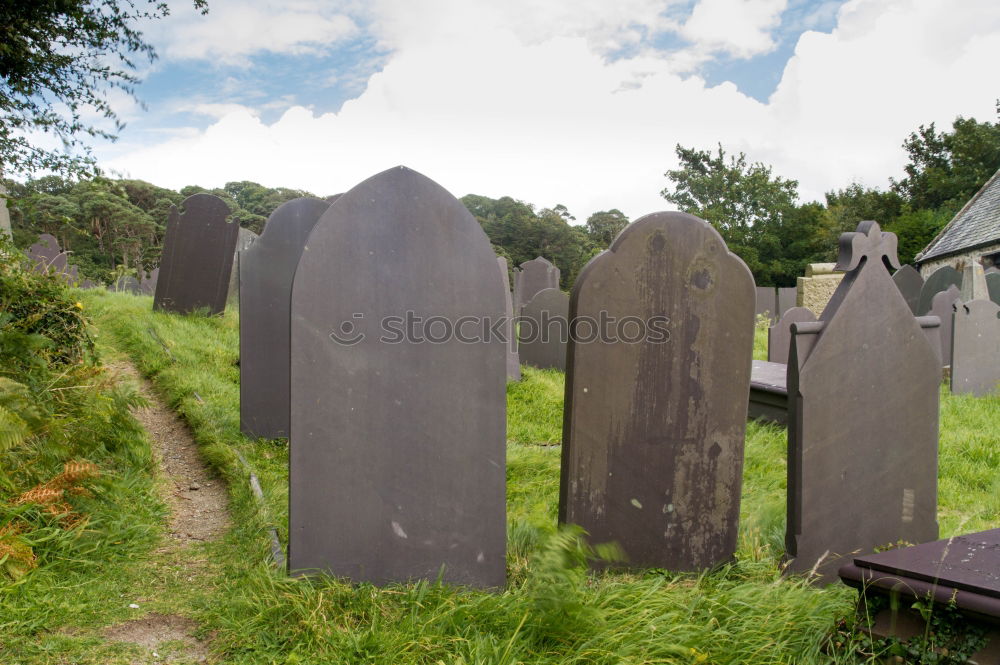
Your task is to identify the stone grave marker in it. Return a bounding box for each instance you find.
[951,299,1000,396]
[917,265,961,315]
[892,265,923,315]
[139,268,159,295]
[513,257,559,313]
[517,287,569,371]
[928,284,961,367]
[228,227,259,305]
[0,183,10,238]
[767,306,816,364]
[988,271,1000,306]
[108,275,141,294]
[960,262,989,302]
[240,197,330,439]
[777,287,796,318]
[755,286,777,321]
[153,194,237,315]
[27,234,69,276]
[786,221,940,583]
[560,211,755,571]
[496,257,520,381]
[289,167,506,587]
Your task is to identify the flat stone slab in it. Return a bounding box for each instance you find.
[748,360,788,425]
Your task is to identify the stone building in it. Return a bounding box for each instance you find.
[915,167,1000,275]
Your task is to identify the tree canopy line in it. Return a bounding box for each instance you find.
[6,105,1000,289]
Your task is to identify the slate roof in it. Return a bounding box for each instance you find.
[916,167,1000,263]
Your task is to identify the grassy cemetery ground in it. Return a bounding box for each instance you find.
[5,289,1000,664]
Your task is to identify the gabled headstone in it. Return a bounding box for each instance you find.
[767,306,816,364]
[892,265,923,315]
[513,257,559,314]
[917,265,961,315]
[139,268,159,295]
[153,194,237,315]
[777,287,797,318]
[496,257,520,381]
[951,299,1000,396]
[755,286,777,321]
[960,262,989,302]
[560,211,755,571]
[517,287,569,371]
[289,167,506,587]
[988,272,1000,307]
[228,227,259,305]
[928,285,961,367]
[786,221,940,583]
[240,197,330,439]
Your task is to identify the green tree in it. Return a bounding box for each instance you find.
[0,1,207,177]
[585,209,629,249]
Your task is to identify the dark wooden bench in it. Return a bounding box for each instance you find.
[748,360,788,425]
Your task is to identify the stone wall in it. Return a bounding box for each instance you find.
[796,263,844,316]
[918,242,1000,278]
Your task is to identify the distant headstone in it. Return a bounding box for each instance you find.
[517,288,569,371]
[755,286,777,321]
[560,211,755,571]
[27,234,68,275]
[289,167,506,587]
[227,227,259,305]
[78,278,99,289]
[892,265,923,315]
[767,307,816,364]
[960,262,989,302]
[928,285,961,367]
[513,257,559,314]
[108,275,141,294]
[153,194,237,315]
[777,287,797,318]
[786,221,940,583]
[951,299,1000,396]
[324,193,342,204]
[240,197,330,439]
[988,272,1000,307]
[917,265,961,315]
[0,184,11,238]
[496,257,520,381]
[139,268,159,295]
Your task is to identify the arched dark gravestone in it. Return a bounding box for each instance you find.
[755,286,777,321]
[917,265,961,315]
[786,221,940,584]
[496,257,520,381]
[518,288,569,371]
[240,197,330,439]
[513,257,559,314]
[777,287,797,318]
[289,167,506,587]
[767,306,816,364]
[928,285,961,367]
[228,227,259,305]
[988,272,1000,307]
[139,268,159,296]
[27,234,69,276]
[559,211,755,571]
[951,299,1000,396]
[153,194,237,315]
[892,265,923,315]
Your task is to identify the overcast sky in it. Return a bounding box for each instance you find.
[88,0,1000,221]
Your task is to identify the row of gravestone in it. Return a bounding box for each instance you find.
[217,166,942,586]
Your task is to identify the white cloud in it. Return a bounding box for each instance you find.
[100,0,1000,221]
[681,0,788,59]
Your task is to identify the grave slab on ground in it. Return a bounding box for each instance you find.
[748,360,788,425]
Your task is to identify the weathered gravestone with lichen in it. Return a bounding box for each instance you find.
[518,287,569,371]
[289,167,506,587]
[240,197,330,439]
[560,211,755,571]
[950,299,1000,396]
[153,194,237,315]
[786,221,940,583]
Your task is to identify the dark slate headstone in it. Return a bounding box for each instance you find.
[951,299,1000,396]
[139,268,159,295]
[786,221,940,583]
[240,197,330,439]
[153,194,237,315]
[496,257,520,381]
[78,279,98,289]
[767,306,816,364]
[27,234,70,277]
[928,285,961,367]
[513,257,559,314]
[892,265,923,315]
[289,166,506,587]
[755,286,777,321]
[108,276,141,294]
[777,287,797,318]
[988,271,1000,307]
[560,211,755,571]
[517,287,569,371]
[228,227,259,305]
[917,265,961,315]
